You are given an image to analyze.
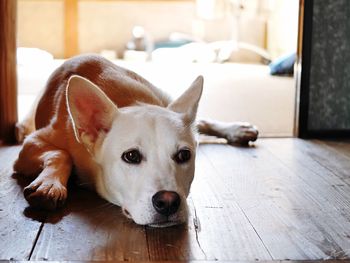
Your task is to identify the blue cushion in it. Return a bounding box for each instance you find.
[269,52,296,76]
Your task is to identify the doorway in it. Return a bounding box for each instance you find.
[15,0,299,138]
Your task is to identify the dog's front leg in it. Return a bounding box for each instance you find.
[197,119,258,145]
[14,134,72,210]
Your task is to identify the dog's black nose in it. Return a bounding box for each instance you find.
[152,190,181,216]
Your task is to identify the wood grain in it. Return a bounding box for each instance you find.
[30,186,149,261]
[201,142,350,260]
[259,139,350,259]
[0,146,44,260]
[3,139,350,260]
[31,190,207,261]
[187,148,272,260]
[0,1,18,144]
[29,146,271,261]
[317,139,350,160]
[145,208,206,261]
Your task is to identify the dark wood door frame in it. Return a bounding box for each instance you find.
[297,0,350,138]
[0,0,17,145]
[0,0,77,145]
[296,0,313,138]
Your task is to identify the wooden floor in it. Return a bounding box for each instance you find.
[1,138,350,261]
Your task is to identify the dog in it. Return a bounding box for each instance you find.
[14,54,258,227]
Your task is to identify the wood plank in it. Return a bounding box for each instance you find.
[317,139,350,160]
[266,139,350,190]
[258,138,350,259]
[145,202,206,261]
[0,1,18,144]
[31,146,269,261]
[0,146,44,260]
[11,138,350,260]
[30,150,217,261]
[30,186,149,260]
[32,193,205,261]
[178,147,271,261]
[201,141,350,260]
[261,138,350,221]
[64,0,78,58]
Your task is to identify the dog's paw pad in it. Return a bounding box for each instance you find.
[226,123,259,145]
[24,180,67,210]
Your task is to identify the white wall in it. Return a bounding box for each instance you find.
[267,0,299,59]
[78,1,197,57]
[17,0,298,60]
[17,0,64,57]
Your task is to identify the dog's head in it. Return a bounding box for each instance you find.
[66,75,203,227]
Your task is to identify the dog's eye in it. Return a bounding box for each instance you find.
[122,149,142,164]
[174,148,191,164]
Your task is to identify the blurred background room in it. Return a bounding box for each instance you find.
[17,0,299,137]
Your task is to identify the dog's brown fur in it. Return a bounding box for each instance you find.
[14,54,258,210]
[14,54,175,210]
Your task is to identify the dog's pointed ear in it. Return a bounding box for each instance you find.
[168,75,203,124]
[66,75,117,153]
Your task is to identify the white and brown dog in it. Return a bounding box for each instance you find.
[14,54,258,227]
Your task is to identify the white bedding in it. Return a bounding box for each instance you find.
[18,58,295,137]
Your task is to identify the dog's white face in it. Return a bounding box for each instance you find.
[97,105,197,226]
[66,75,203,227]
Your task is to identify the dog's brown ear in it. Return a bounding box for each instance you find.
[168,75,203,124]
[66,75,117,153]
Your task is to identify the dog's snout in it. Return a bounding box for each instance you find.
[152,190,181,216]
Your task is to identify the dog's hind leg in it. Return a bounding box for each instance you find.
[15,106,36,144]
[197,119,258,145]
[15,87,46,143]
[13,131,72,210]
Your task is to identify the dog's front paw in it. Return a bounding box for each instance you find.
[24,179,67,210]
[224,122,259,145]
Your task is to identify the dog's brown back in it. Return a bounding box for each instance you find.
[35,54,171,130]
